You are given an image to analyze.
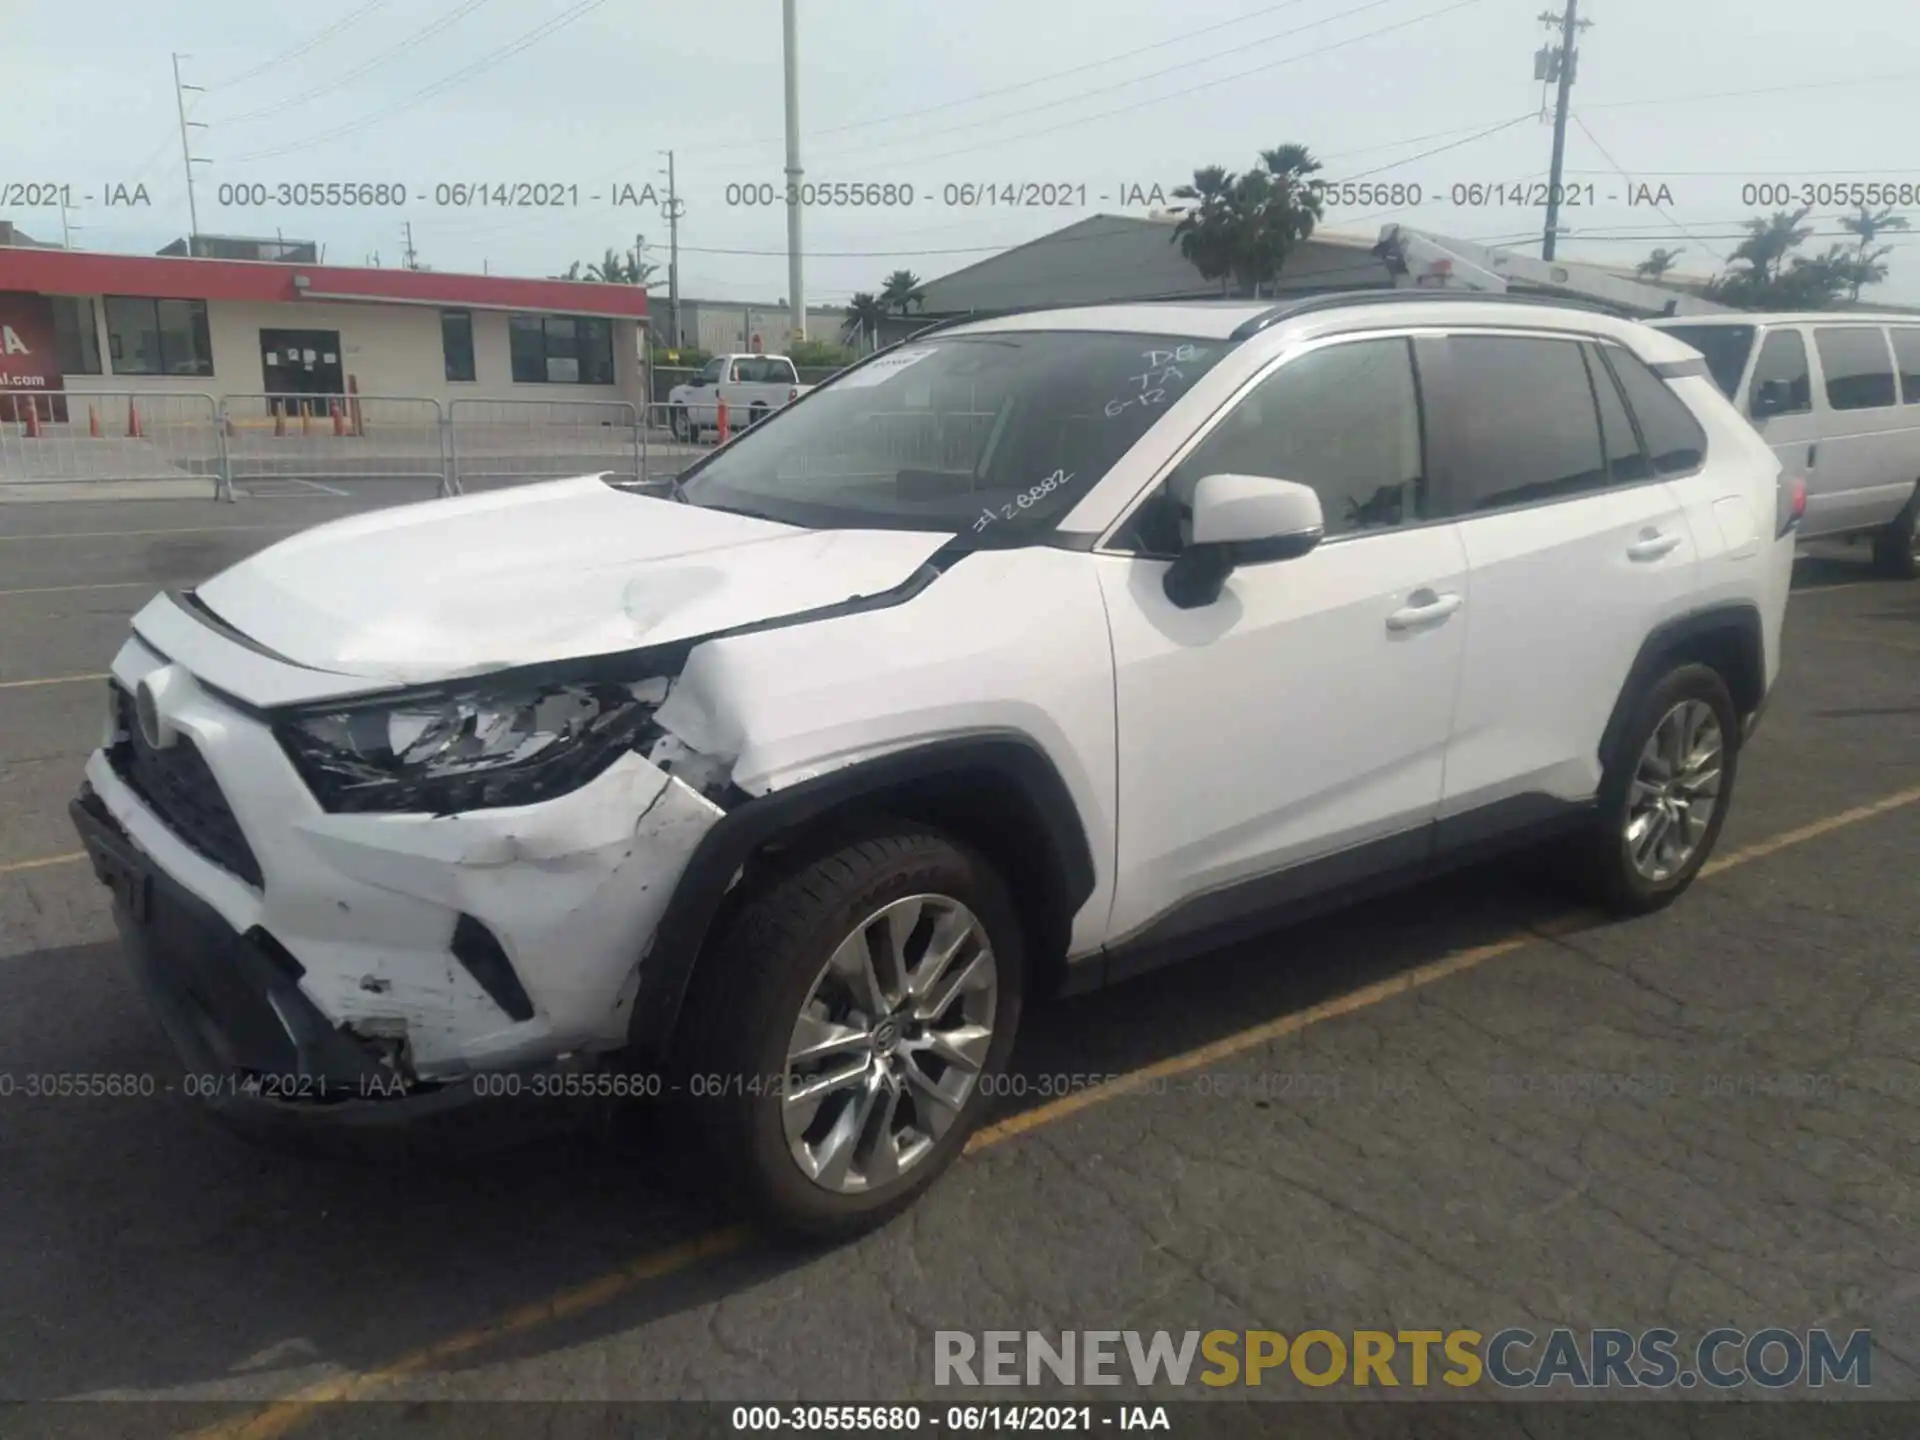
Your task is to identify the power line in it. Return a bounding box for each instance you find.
[210,0,501,125]
[1582,70,1920,112]
[1334,113,1537,180]
[205,0,403,90]
[705,0,1411,168]
[722,0,1498,176]
[223,0,612,162]
[1572,111,1726,263]
[684,0,1334,156]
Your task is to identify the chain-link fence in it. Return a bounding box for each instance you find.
[0,391,223,496]
[221,393,449,499]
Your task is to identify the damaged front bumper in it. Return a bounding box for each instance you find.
[74,636,734,1113]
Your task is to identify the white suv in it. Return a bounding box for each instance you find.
[72,295,1795,1234]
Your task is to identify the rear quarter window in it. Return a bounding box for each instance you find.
[1603,347,1708,476]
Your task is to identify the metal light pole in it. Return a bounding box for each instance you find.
[782,0,805,343]
[172,53,209,255]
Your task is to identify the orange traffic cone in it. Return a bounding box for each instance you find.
[330,399,345,436]
[716,397,730,444]
[88,404,102,438]
[126,401,143,438]
[22,398,42,438]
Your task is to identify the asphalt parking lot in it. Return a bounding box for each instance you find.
[1,485,1917,1437]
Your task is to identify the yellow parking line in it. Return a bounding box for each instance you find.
[0,581,150,598]
[191,1227,754,1440]
[0,672,109,691]
[183,779,1920,1440]
[0,851,84,876]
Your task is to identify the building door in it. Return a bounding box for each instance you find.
[260,329,344,414]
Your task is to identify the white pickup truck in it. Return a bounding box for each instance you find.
[666,354,813,440]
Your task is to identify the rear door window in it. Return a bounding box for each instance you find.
[1889,328,1920,404]
[1603,348,1708,476]
[1814,327,1898,411]
[1443,335,1608,511]
[1748,329,1813,416]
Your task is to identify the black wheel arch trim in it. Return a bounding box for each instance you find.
[1599,603,1766,768]
[626,731,1097,1064]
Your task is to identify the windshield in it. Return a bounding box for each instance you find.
[677,331,1227,540]
[1659,324,1755,399]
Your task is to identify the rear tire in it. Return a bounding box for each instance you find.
[748,402,768,428]
[1871,489,1919,579]
[678,827,1025,1239]
[669,405,690,443]
[1566,664,1740,916]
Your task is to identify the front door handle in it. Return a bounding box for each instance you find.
[1626,530,1683,562]
[1385,589,1463,631]
[1807,443,1818,470]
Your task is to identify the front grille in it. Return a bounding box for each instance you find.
[108,686,265,889]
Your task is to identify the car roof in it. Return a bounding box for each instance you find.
[1649,312,1920,327]
[934,291,1699,363]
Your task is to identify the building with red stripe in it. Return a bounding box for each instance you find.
[0,242,650,413]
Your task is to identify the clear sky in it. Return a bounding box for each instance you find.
[8,0,1918,306]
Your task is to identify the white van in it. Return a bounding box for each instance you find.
[1650,314,1920,578]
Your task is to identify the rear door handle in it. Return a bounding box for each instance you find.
[1626,531,1682,562]
[1806,443,1818,470]
[1385,589,1463,631]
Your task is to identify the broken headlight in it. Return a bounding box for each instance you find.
[276,680,663,814]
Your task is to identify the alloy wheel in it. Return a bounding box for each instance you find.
[1624,698,1724,882]
[781,894,997,1194]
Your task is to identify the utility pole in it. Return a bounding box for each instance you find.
[782,0,805,343]
[171,54,209,255]
[401,220,418,270]
[1536,3,1591,261]
[660,150,684,346]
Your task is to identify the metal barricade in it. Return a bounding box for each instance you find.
[220,393,448,501]
[449,398,640,493]
[0,390,222,496]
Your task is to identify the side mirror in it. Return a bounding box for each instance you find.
[1164,473,1325,609]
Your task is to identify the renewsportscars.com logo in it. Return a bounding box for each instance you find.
[933,1327,1872,1391]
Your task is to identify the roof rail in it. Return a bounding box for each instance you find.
[1226,287,1644,340]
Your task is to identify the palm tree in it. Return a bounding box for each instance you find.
[842,292,887,350]
[1840,205,1910,301]
[1635,246,1686,280]
[1172,146,1324,297]
[880,270,925,316]
[1244,144,1325,296]
[562,245,657,284]
[1171,165,1239,294]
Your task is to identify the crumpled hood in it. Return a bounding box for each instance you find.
[189,475,951,685]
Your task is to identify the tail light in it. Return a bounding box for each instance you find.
[1776,471,1807,537]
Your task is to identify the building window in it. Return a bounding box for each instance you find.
[51,297,102,375]
[508,313,615,385]
[441,309,476,382]
[105,296,212,376]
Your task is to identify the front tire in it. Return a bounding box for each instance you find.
[1569,664,1740,915]
[1871,489,1919,579]
[681,828,1025,1238]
